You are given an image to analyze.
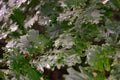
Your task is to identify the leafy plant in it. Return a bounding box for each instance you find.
[0,0,120,80]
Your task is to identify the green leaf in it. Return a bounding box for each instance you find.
[0,71,5,80]
[65,0,87,8]
[10,9,25,29]
[108,53,120,80]
[28,0,40,8]
[86,44,115,71]
[54,33,74,49]
[27,68,40,80]
[110,0,120,9]
[41,1,61,17]
[83,6,104,24]
[46,21,71,39]
[64,67,105,80]
[10,54,28,75]
[73,37,90,56]
[79,23,99,41]
[3,0,8,2]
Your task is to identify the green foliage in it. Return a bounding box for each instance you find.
[86,44,115,71]
[0,0,120,80]
[0,71,5,80]
[65,0,87,8]
[10,9,25,29]
[64,67,105,80]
